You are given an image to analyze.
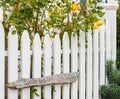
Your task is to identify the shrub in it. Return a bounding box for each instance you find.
[100,60,120,99]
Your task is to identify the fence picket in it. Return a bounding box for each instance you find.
[79,31,85,99]
[100,26,105,85]
[8,31,18,99]
[106,21,111,60]
[0,8,3,22]
[32,34,42,99]
[0,22,5,99]
[105,21,111,84]
[43,35,52,99]
[62,32,70,99]
[21,31,31,99]
[86,31,93,99]
[93,30,99,99]
[53,34,61,99]
[71,33,78,99]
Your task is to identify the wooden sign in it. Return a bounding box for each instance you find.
[7,72,79,89]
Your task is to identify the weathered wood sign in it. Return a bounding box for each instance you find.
[7,72,79,89]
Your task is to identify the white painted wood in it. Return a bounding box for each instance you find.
[21,31,30,99]
[100,25,105,85]
[8,30,18,99]
[0,8,3,22]
[104,4,118,63]
[105,21,111,60]
[53,34,61,99]
[62,32,70,99]
[71,33,78,99]
[32,34,42,99]
[105,21,111,84]
[108,10,116,62]
[79,31,85,99]
[0,22,5,99]
[43,35,52,99]
[107,0,115,3]
[86,30,93,99]
[93,30,99,99]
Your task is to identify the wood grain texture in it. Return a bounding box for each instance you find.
[7,72,79,89]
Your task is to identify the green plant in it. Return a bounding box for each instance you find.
[117,1,120,49]
[100,60,120,99]
[101,84,120,99]
[117,49,120,70]
[30,88,40,99]
[0,0,104,38]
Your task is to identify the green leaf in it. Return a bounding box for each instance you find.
[12,30,17,35]
[35,92,40,97]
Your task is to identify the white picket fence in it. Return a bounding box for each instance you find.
[0,20,114,99]
[0,1,119,99]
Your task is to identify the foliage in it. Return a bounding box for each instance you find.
[100,60,120,99]
[117,1,120,48]
[30,88,40,99]
[0,0,104,37]
[100,84,120,99]
[117,49,120,70]
[0,0,53,36]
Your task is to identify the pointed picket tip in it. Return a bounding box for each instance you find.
[33,33,41,45]
[22,30,29,36]
[79,30,85,46]
[54,34,60,44]
[71,33,78,51]
[62,32,69,46]
[44,35,52,47]
[34,33,40,39]
[53,34,61,54]
[21,30,30,40]
[63,32,69,40]
[44,34,50,41]
[71,33,77,40]
[33,33,41,54]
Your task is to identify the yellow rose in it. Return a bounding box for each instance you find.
[71,4,78,11]
[93,24,98,30]
[96,20,104,26]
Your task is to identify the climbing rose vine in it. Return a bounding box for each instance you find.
[0,0,104,37]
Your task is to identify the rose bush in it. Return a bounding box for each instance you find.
[0,0,104,37]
